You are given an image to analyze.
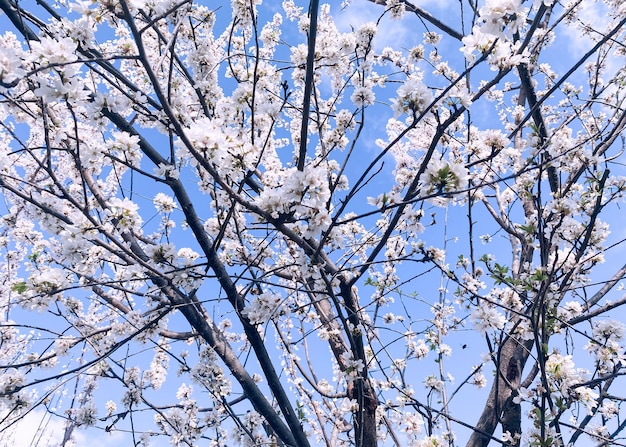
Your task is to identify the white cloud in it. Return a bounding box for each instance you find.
[561,1,611,56]
[558,2,625,106]
[1,409,66,447]
[0,408,127,447]
[333,0,455,50]
[334,1,410,49]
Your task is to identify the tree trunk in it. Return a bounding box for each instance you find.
[466,337,533,447]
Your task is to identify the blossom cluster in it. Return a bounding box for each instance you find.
[1,0,626,446]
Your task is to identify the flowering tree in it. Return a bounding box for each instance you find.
[1,0,626,446]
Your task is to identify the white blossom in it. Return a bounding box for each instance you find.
[392,77,433,116]
[153,193,177,213]
[241,292,288,325]
[470,304,506,334]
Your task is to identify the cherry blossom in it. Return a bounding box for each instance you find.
[0,0,626,446]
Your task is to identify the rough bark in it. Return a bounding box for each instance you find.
[466,337,533,447]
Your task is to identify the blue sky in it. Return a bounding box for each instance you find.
[2,0,626,446]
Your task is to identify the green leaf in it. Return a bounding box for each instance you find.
[518,223,535,234]
[494,263,509,275]
[296,400,306,422]
[11,282,27,294]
